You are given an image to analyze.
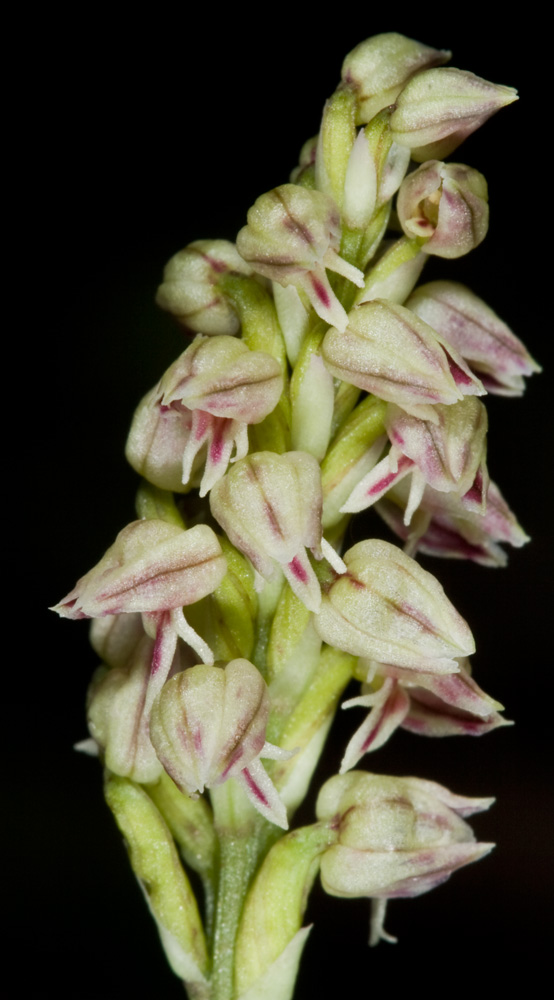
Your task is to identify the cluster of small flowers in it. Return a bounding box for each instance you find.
[52,32,538,994]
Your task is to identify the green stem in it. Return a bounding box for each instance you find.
[210,832,262,1000]
[209,782,277,1000]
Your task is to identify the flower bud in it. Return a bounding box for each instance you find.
[322,299,483,410]
[210,451,339,613]
[236,184,364,332]
[316,771,494,918]
[51,520,228,691]
[150,660,290,828]
[155,239,253,336]
[391,67,518,161]
[341,33,450,125]
[357,237,426,305]
[407,281,541,395]
[397,161,488,259]
[315,88,357,209]
[314,539,474,673]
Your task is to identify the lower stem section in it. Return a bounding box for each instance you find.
[210,833,261,1000]
[209,781,272,1000]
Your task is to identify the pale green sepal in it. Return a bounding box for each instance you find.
[272,283,309,365]
[187,537,258,661]
[104,773,209,986]
[343,130,377,231]
[249,395,292,456]
[359,202,391,271]
[277,717,332,814]
[219,277,289,454]
[220,274,287,374]
[364,111,393,192]
[351,110,410,220]
[290,328,334,461]
[322,436,385,529]
[236,926,312,1000]
[135,480,186,527]
[275,644,356,754]
[357,236,426,305]
[235,824,337,996]
[315,89,357,208]
[321,395,387,529]
[269,646,355,811]
[331,381,361,436]
[145,770,217,879]
[267,584,315,684]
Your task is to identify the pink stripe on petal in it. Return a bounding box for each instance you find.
[367,455,413,497]
[288,555,309,583]
[150,611,171,675]
[310,274,331,308]
[242,766,270,807]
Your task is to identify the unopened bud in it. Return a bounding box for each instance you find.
[342,33,450,125]
[156,239,253,336]
[391,67,517,161]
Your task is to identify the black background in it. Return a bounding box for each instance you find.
[23,11,552,997]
